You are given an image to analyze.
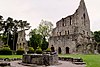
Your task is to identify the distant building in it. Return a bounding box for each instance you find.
[16,30,28,51]
[49,0,95,54]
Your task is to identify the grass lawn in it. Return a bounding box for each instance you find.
[59,54,100,67]
[0,55,22,59]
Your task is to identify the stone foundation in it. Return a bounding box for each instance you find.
[22,54,58,65]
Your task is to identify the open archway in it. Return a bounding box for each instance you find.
[58,47,62,54]
[66,47,69,54]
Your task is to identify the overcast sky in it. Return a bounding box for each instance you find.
[0,0,100,33]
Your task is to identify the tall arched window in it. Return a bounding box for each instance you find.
[68,30,69,35]
[65,31,67,35]
[83,13,85,26]
[70,16,72,25]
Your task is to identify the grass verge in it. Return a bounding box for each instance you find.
[59,54,100,67]
[0,55,22,58]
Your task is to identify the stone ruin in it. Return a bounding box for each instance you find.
[22,53,58,66]
[49,0,96,54]
[16,30,28,52]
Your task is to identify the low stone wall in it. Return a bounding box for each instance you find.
[22,54,58,65]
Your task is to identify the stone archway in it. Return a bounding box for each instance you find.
[58,47,62,54]
[66,47,69,54]
[76,44,82,53]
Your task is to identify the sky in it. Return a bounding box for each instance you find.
[0,0,100,35]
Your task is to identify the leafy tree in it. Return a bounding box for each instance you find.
[93,31,100,53]
[93,31,100,42]
[29,29,43,50]
[41,37,48,50]
[18,20,30,31]
[29,20,53,50]
[37,20,53,39]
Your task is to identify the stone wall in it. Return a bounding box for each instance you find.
[16,30,28,51]
[22,54,58,65]
[49,0,95,54]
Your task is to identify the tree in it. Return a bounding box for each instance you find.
[93,31,100,53]
[18,20,30,31]
[93,31,100,42]
[37,20,53,39]
[41,37,48,50]
[29,20,53,50]
[37,20,53,50]
[29,29,43,50]
[12,20,19,51]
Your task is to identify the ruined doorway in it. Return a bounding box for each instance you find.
[58,47,62,54]
[66,47,69,54]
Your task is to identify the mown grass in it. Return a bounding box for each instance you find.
[0,55,22,58]
[59,54,100,67]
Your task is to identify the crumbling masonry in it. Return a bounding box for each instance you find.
[49,0,95,54]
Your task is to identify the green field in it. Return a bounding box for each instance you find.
[59,54,100,67]
[0,55,22,59]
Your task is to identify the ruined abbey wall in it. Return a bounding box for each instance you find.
[49,0,95,54]
[16,30,28,51]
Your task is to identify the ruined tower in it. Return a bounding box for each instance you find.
[49,0,95,54]
[16,30,28,51]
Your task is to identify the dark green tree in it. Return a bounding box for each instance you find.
[93,31,100,53]
[93,31,100,42]
[18,20,30,31]
[29,29,42,50]
[29,20,53,50]
[41,37,48,50]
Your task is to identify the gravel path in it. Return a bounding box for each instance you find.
[47,61,86,67]
[10,61,86,67]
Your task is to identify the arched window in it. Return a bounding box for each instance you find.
[83,13,85,26]
[70,16,72,25]
[65,31,67,35]
[62,22,64,26]
[58,47,62,54]
[66,47,69,54]
[68,30,69,35]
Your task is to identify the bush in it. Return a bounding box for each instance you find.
[16,48,25,55]
[35,47,42,54]
[46,48,51,52]
[0,46,12,55]
[27,47,34,54]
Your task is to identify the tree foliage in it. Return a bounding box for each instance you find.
[37,20,53,39]
[29,20,53,51]
[93,31,100,42]
[29,29,43,50]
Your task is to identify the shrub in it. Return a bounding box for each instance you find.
[35,47,42,54]
[0,46,12,55]
[46,48,51,52]
[16,48,25,55]
[27,47,34,54]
